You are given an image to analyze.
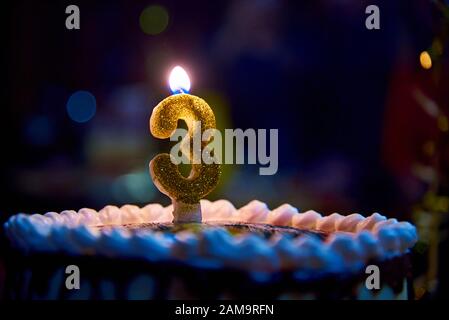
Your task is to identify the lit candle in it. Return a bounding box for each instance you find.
[149,66,221,223]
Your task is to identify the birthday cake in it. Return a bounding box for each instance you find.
[3,199,417,299]
[3,67,418,299]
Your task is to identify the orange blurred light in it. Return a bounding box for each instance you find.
[420,51,432,69]
[438,115,449,132]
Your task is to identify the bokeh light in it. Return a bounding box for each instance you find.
[420,51,432,69]
[422,140,435,156]
[66,90,97,123]
[438,115,448,132]
[432,39,443,56]
[139,5,169,35]
[112,171,156,203]
[25,115,54,146]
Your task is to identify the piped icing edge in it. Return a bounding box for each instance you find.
[4,199,418,273]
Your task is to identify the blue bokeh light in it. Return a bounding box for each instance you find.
[25,115,53,146]
[66,90,97,123]
[112,171,156,203]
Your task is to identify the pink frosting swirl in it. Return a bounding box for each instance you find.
[335,213,364,232]
[236,200,270,223]
[291,210,322,229]
[266,204,298,226]
[316,213,344,232]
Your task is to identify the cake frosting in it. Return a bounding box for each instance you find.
[4,199,418,274]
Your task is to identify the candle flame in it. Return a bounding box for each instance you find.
[169,66,191,94]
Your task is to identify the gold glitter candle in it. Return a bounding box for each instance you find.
[149,67,221,223]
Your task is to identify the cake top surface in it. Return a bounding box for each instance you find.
[4,199,418,274]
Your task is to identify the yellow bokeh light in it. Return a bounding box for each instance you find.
[432,39,443,56]
[420,51,432,69]
[438,115,449,132]
[139,5,169,35]
[422,140,435,156]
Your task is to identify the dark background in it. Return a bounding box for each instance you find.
[1,0,449,298]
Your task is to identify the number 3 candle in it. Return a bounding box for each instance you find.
[149,66,221,223]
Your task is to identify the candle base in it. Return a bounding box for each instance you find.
[172,200,202,223]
